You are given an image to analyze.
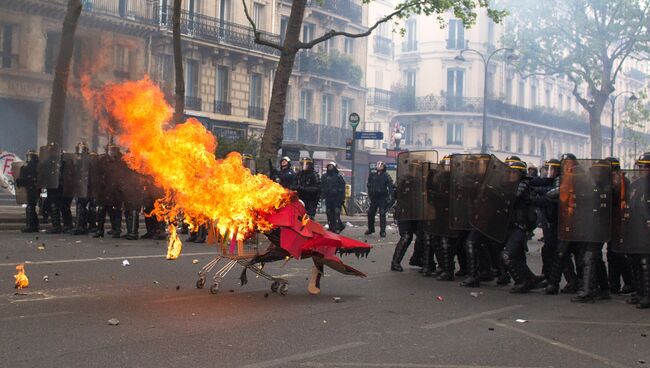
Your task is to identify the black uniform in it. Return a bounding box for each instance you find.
[296,165,321,218]
[15,157,40,232]
[142,176,166,240]
[366,170,394,236]
[321,166,346,233]
[274,166,297,190]
[93,151,124,238]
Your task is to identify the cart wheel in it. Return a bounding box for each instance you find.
[279,283,289,296]
[196,277,206,289]
[210,283,220,294]
[271,281,280,293]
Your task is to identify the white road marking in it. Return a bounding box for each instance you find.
[524,319,650,327]
[301,363,542,368]
[486,319,631,368]
[0,251,217,267]
[421,305,524,329]
[0,311,73,321]
[240,342,368,368]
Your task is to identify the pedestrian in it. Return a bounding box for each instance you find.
[365,161,394,237]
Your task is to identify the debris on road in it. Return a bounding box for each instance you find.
[107,318,120,326]
[121,260,130,266]
[515,319,528,323]
[153,280,159,284]
[192,259,199,264]
[332,297,342,303]
[42,275,49,282]
[75,240,81,243]
[37,244,45,251]
[488,327,495,331]
[264,293,269,298]
[436,296,444,301]
[176,285,180,290]
[470,292,480,298]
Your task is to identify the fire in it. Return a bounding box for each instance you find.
[86,77,292,258]
[167,225,182,260]
[14,264,29,289]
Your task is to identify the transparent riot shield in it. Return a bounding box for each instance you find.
[90,154,109,204]
[469,155,520,243]
[396,150,438,177]
[612,170,649,254]
[424,162,457,237]
[61,153,76,198]
[449,154,491,230]
[11,162,27,205]
[37,143,62,189]
[558,159,612,242]
[74,152,91,198]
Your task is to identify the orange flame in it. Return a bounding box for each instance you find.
[14,264,29,289]
[167,225,182,260]
[86,77,292,258]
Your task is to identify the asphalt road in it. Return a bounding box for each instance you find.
[0,226,648,368]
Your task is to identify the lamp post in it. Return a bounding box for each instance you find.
[455,47,518,154]
[609,91,638,157]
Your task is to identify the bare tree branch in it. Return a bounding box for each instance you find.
[241,0,284,51]
[567,73,591,112]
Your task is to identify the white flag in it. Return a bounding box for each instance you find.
[0,151,22,195]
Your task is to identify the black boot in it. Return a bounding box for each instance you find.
[379,214,387,237]
[391,234,412,272]
[479,246,494,282]
[421,236,435,277]
[93,206,105,238]
[47,202,62,234]
[124,209,139,240]
[545,241,569,295]
[195,224,207,243]
[22,204,39,232]
[365,214,375,235]
[460,240,480,287]
[110,207,122,238]
[503,251,533,294]
[572,249,597,303]
[436,237,455,281]
[73,200,88,235]
[596,259,611,300]
[638,256,650,309]
[409,234,424,268]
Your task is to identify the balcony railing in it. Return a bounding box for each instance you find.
[185,96,202,110]
[397,95,592,135]
[283,119,352,149]
[248,106,265,120]
[0,53,18,69]
[373,36,393,56]
[297,51,362,86]
[402,41,418,52]
[367,88,399,110]
[214,100,232,115]
[154,6,281,56]
[311,0,362,23]
[83,0,155,22]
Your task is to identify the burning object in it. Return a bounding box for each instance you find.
[14,264,29,288]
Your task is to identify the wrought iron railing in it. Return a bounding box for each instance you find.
[82,0,155,21]
[248,106,265,120]
[284,0,362,23]
[373,36,392,56]
[283,119,352,149]
[297,51,362,86]
[154,6,281,56]
[214,100,232,115]
[185,96,202,110]
[367,88,399,110]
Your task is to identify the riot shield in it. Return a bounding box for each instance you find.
[395,151,437,221]
[61,153,76,198]
[74,152,91,198]
[612,170,649,254]
[469,156,520,243]
[396,150,438,177]
[11,162,28,205]
[557,159,612,242]
[424,162,457,237]
[37,143,62,189]
[90,154,109,204]
[119,163,144,208]
[449,154,491,230]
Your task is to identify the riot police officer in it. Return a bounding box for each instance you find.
[14,151,40,232]
[72,142,91,235]
[391,161,420,272]
[273,156,297,190]
[321,161,346,233]
[365,161,394,237]
[142,175,166,240]
[93,145,123,238]
[296,158,321,219]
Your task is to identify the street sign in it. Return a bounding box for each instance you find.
[348,112,360,130]
[353,131,384,140]
[386,149,407,158]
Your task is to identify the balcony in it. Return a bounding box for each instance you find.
[297,51,362,86]
[83,0,155,22]
[248,106,265,120]
[402,41,418,52]
[283,119,352,149]
[154,6,281,57]
[185,96,202,110]
[214,100,232,115]
[373,36,393,56]
[310,0,362,23]
[367,88,399,110]
[0,53,18,69]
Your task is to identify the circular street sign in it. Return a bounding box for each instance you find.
[348,112,360,129]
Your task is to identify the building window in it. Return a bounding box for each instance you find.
[320,38,332,54]
[113,45,131,79]
[487,20,495,49]
[447,122,463,145]
[280,16,288,45]
[253,3,265,31]
[185,59,199,98]
[320,94,333,126]
[404,18,417,51]
[506,77,513,104]
[558,92,564,111]
[216,66,229,103]
[447,19,465,49]
[340,97,352,127]
[249,72,262,108]
[300,89,313,121]
[447,69,464,108]
[155,54,173,88]
[517,132,524,153]
[530,84,537,108]
[0,24,17,69]
[44,31,61,74]
[545,88,551,107]
[529,136,536,155]
[344,38,353,54]
[219,0,232,21]
[302,23,314,43]
[517,80,525,106]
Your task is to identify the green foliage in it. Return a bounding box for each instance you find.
[311,50,363,86]
[620,91,650,155]
[215,134,261,159]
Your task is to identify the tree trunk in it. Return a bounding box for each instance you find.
[172,0,185,124]
[588,98,608,159]
[47,0,82,145]
[258,0,307,173]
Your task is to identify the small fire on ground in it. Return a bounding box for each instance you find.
[14,264,29,289]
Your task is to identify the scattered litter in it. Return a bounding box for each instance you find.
[264,293,269,298]
[192,259,199,264]
[345,222,354,227]
[323,320,327,324]
[436,296,444,301]
[642,333,647,337]
[55,273,59,276]
[107,318,120,326]
[191,313,196,316]
[515,319,528,323]
[42,275,49,282]
[639,360,646,365]
[488,327,495,331]
[371,260,376,263]
[470,292,480,298]
[332,297,342,303]
[75,240,81,243]
[111,275,116,280]
[121,260,130,267]
[153,280,159,284]
[324,224,329,229]
[176,285,180,290]
[37,244,45,251]
[229,289,234,293]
